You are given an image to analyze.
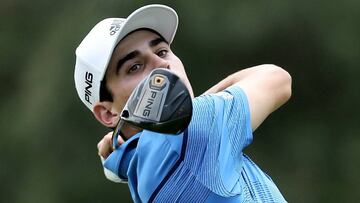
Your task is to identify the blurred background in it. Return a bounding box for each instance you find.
[1,0,359,202]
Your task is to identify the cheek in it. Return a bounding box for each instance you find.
[170,55,185,74]
[108,81,132,111]
[111,76,145,111]
[111,88,128,112]
[170,56,194,97]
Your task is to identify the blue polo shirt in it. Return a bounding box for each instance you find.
[104,86,286,202]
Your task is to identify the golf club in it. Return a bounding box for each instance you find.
[112,68,193,149]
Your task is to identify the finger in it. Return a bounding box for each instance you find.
[117,135,124,145]
[98,140,112,158]
[97,132,111,150]
[97,132,114,158]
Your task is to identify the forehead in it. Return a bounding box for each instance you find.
[115,29,163,53]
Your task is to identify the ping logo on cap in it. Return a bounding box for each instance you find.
[109,19,125,36]
[84,71,93,104]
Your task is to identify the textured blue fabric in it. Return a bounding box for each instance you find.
[103,133,140,181]
[103,85,286,202]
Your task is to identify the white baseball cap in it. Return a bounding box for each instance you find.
[74,4,178,111]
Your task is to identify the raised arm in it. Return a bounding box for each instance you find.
[204,64,292,131]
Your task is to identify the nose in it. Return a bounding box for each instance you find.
[150,55,170,70]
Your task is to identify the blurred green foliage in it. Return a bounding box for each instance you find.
[1,0,359,202]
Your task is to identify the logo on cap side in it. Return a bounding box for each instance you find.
[85,71,93,104]
[109,19,125,36]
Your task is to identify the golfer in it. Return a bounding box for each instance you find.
[74,4,291,202]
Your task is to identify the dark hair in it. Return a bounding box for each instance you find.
[99,78,113,102]
[99,28,168,103]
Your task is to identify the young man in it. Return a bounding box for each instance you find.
[74,4,291,203]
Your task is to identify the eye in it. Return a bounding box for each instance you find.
[157,49,168,58]
[127,64,142,74]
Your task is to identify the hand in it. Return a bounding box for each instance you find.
[97,131,124,159]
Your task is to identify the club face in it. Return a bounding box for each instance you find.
[121,68,193,134]
[112,68,193,149]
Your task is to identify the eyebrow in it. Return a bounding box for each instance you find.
[116,50,139,74]
[149,37,167,47]
[115,37,168,74]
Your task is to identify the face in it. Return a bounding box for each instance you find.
[105,30,194,115]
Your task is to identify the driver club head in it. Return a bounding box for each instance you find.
[112,68,193,149]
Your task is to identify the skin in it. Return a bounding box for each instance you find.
[95,30,292,159]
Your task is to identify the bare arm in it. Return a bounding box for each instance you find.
[204,64,292,131]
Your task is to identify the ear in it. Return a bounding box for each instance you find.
[92,101,119,128]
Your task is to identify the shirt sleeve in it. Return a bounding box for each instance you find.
[190,85,253,195]
[212,85,253,154]
[100,156,125,183]
[215,85,253,193]
[102,133,140,183]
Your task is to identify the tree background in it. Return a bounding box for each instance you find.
[1,0,359,202]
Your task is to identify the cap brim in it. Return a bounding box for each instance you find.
[116,4,178,46]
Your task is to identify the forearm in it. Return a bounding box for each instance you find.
[203,64,292,131]
[203,65,267,95]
